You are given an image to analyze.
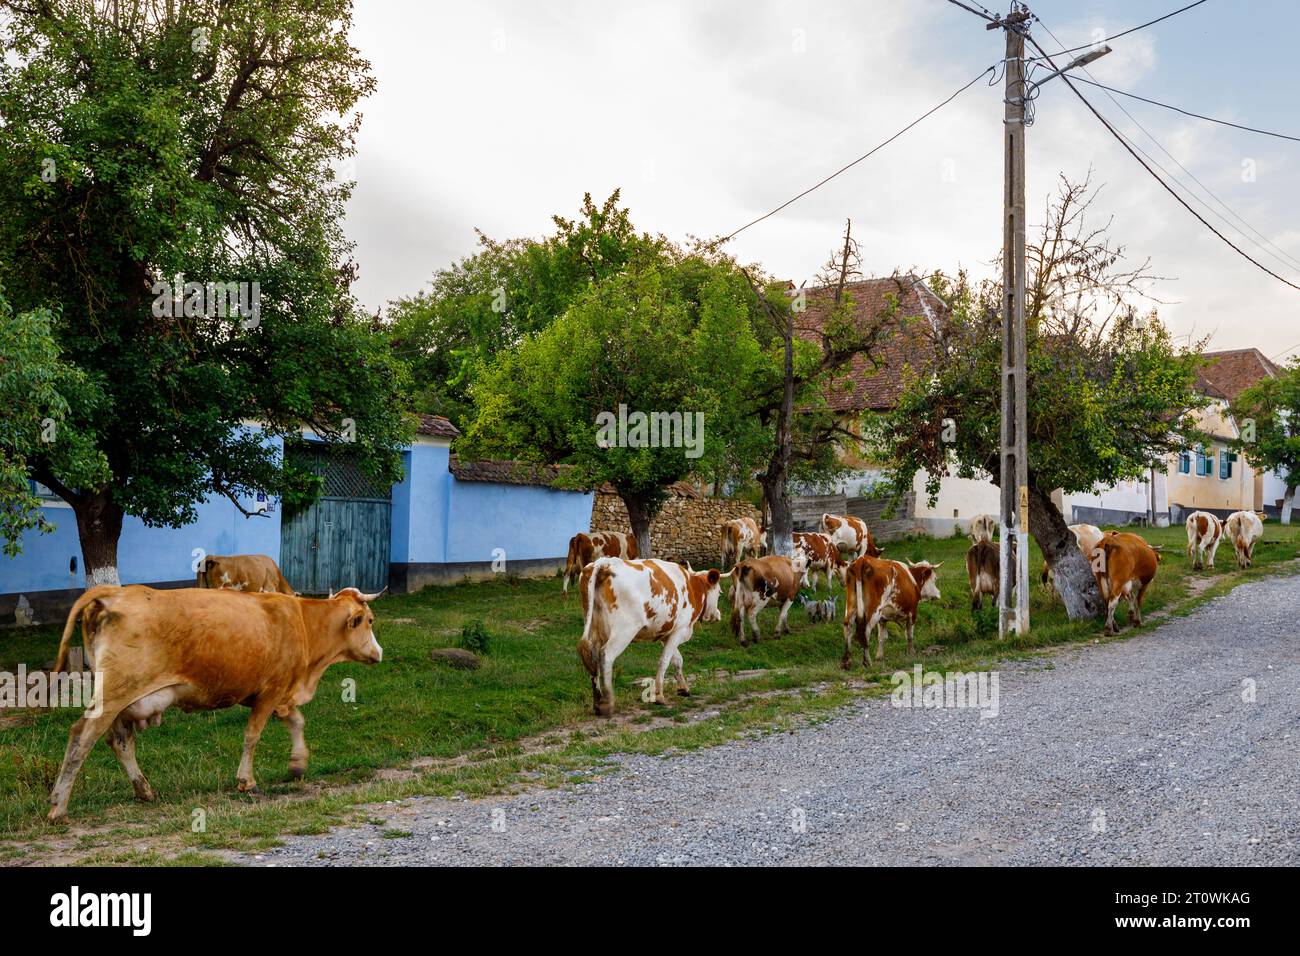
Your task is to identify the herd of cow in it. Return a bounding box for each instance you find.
[40,508,1265,823]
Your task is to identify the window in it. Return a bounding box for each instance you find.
[1220,451,1237,480]
[29,479,58,499]
[1194,446,1211,477]
[1178,452,1191,474]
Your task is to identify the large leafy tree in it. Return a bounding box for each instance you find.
[869,177,1206,621]
[462,250,763,557]
[387,191,657,427]
[0,0,411,583]
[1230,358,1300,524]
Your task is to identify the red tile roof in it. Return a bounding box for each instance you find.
[797,276,945,412]
[415,414,461,439]
[1198,348,1281,401]
[449,455,573,488]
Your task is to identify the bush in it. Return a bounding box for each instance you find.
[459,620,492,656]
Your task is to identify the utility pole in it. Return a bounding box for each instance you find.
[994,4,1031,638]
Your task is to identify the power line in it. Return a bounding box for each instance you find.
[1068,76,1300,143]
[1033,16,1300,279]
[1022,32,1300,293]
[1026,0,1212,59]
[712,64,996,247]
[1270,341,1300,361]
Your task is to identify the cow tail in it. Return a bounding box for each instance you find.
[54,587,114,672]
[729,565,749,638]
[578,563,612,674]
[853,567,867,643]
[196,555,213,589]
[563,537,578,595]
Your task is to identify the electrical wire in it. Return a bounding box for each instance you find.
[1025,0,1212,60]
[711,64,996,247]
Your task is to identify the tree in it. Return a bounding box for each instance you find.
[462,251,762,557]
[386,191,658,427]
[0,1,411,583]
[0,291,108,555]
[1230,358,1300,524]
[868,176,1206,620]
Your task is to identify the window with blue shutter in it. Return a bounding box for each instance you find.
[1179,452,1191,474]
[1220,452,1236,480]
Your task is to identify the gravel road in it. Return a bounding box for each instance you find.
[242,574,1300,866]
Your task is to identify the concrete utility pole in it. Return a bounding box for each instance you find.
[995,5,1032,638]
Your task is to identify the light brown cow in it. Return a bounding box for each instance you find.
[793,531,846,591]
[968,514,998,543]
[1041,523,1104,599]
[728,554,808,646]
[820,513,883,561]
[1185,511,1224,570]
[563,531,639,596]
[719,516,763,570]
[577,558,723,716]
[47,585,384,823]
[1224,510,1264,569]
[197,554,296,595]
[1091,532,1159,636]
[841,556,942,669]
[966,539,999,610]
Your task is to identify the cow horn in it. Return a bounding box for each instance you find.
[329,586,388,602]
[358,587,388,602]
[718,570,732,579]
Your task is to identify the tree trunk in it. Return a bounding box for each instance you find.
[1025,481,1102,620]
[621,492,655,560]
[1282,485,1295,525]
[762,474,794,558]
[72,491,124,587]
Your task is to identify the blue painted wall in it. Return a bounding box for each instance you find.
[444,480,592,563]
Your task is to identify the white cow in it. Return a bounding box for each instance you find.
[1185,511,1224,570]
[1224,511,1264,568]
[820,513,881,561]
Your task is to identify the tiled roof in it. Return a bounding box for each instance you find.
[415,414,461,439]
[1198,348,1281,401]
[597,480,702,499]
[798,276,944,412]
[449,455,573,488]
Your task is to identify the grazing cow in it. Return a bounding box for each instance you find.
[47,585,385,823]
[820,513,883,561]
[728,554,809,646]
[841,556,942,669]
[1185,511,1224,570]
[1091,532,1159,636]
[563,531,638,596]
[719,517,763,570]
[1041,524,1104,598]
[576,558,723,717]
[968,514,998,543]
[197,554,296,595]
[1224,510,1264,569]
[966,539,999,610]
[793,531,846,591]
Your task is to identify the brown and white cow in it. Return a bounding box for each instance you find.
[47,585,385,823]
[820,513,883,561]
[1041,523,1104,598]
[197,554,296,595]
[576,558,723,717]
[968,514,998,543]
[719,517,763,570]
[728,554,809,646]
[563,531,639,596]
[1185,511,1224,570]
[1224,511,1264,569]
[965,539,999,610]
[793,531,846,591]
[841,556,942,669]
[1090,532,1159,636]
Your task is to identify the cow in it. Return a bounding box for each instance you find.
[563,531,638,596]
[1041,524,1105,599]
[841,556,942,669]
[1090,532,1159,636]
[46,584,385,823]
[197,554,296,595]
[968,514,998,543]
[966,539,999,610]
[820,513,883,561]
[576,558,723,717]
[1185,511,1224,570]
[793,531,846,591]
[1224,510,1264,569]
[719,517,763,570]
[728,554,809,646]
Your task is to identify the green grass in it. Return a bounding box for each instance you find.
[1,521,1297,861]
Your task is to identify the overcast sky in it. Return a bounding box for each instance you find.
[343,0,1299,361]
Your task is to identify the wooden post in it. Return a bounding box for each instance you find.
[998,6,1031,638]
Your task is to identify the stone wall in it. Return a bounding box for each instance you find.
[590,488,760,566]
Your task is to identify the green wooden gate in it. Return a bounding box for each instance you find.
[279,445,392,595]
